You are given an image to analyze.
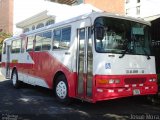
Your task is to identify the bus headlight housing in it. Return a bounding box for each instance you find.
[97,79,120,84]
[115,79,120,84]
[149,78,157,82]
[108,79,120,84]
[109,79,114,84]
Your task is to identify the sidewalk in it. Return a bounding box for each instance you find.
[0,68,5,81]
[0,75,5,81]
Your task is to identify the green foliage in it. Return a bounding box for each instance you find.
[0,32,12,53]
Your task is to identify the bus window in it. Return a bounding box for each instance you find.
[27,36,34,52]
[21,39,25,53]
[61,27,71,49]
[42,31,52,51]
[35,33,42,51]
[11,39,21,53]
[3,42,6,54]
[53,29,61,49]
[53,27,71,50]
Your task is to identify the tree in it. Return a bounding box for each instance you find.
[0,32,11,53]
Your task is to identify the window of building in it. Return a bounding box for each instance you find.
[74,0,84,5]
[11,39,21,53]
[126,9,129,15]
[136,6,140,15]
[137,0,140,3]
[46,20,55,26]
[36,23,44,29]
[27,36,34,52]
[126,0,129,4]
[53,27,71,49]
[23,28,30,33]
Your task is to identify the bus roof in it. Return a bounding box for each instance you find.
[4,11,151,42]
[28,11,150,34]
[91,12,151,26]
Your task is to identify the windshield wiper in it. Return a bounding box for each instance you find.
[134,37,151,60]
[139,43,151,60]
[119,43,151,59]
[119,40,129,58]
[119,47,128,58]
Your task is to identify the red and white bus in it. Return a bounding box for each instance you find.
[1,12,158,103]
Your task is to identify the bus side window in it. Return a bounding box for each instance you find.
[53,26,71,50]
[21,39,25,53]
[11,39,21,53]
[42,31,52,51]
[53,29,61,49]
[3,42,6,54]
[35,33,42,51]
[26,36,34,52]
[11,41,16,53]
[60,27,71,49]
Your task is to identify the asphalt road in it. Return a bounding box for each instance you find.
[0,74,160,120]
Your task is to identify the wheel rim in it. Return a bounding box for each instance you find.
[56,81,67,99]
[12,73,17,85]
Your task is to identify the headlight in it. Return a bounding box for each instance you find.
[97,79,120,84]
[109,79,115,84]
[109,79,120,84]
[149,78,157,82]
[115,79,120,84]
[152,78,156,82]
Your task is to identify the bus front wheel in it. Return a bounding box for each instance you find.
[55,75,70,104]
[11,69,20,88]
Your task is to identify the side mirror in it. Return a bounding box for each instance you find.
[95,27,104,40]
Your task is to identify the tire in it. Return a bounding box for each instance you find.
[55,75,70,104]
[11,69,20,88]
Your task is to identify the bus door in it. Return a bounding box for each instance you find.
[77,28,93,99]
[6,45,11,78]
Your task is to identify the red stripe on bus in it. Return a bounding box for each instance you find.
[1,52,77,97]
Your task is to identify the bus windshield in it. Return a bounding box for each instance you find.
[94,17,151,56]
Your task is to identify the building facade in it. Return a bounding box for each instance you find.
[0,0,13,34]
[0,0,125,35]
[125,0,160,18]
[85,0,125,15]
[16,10,55,33]
[47,0,83,5]
[49,0,125,14]
[16,3,101,33]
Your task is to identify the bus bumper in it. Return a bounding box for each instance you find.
[94,85,158,101]
[93,74,158,102]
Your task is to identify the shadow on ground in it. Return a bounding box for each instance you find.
[0,78,160,120]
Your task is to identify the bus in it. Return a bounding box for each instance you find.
[1,12,158,103]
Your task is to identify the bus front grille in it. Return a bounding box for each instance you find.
[124,78,146,84]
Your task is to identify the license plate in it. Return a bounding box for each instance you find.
[133,89,140,95]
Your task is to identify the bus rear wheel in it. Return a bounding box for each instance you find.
[55,75,70,104]
[11,69,20,88]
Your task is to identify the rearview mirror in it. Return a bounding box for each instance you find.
[95,27,104,40]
